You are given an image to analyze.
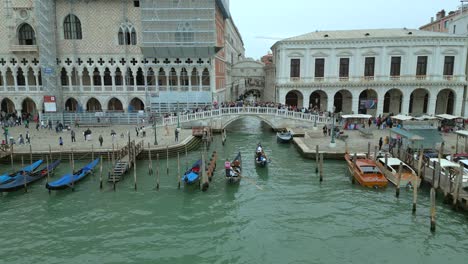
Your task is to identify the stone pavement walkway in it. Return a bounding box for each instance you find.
[2,124,191,153]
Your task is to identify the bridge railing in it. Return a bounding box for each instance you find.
[161,107,330,126]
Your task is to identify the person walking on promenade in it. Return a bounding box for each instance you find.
[379,137,383,151]
[368,118,372,128]
[135,126,139,137]
[18,134,25,145]
[71,130,76,143]
[59,136,63,146]
[111,129,116,143]
[99,135,103,147]
[36,122,40,131]
[25,131,30,144]
[48,119,52,130]
[322,125,327,137]
[175,128,179,142]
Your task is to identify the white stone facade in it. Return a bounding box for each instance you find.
[0,0,244,115]
[272,29,468,117]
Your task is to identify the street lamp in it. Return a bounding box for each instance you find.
[330,106,336,148]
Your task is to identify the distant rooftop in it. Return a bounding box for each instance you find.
[280,28,464,42]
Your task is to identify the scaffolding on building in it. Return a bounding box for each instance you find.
[140,0,229,57]
[35,0,61,110]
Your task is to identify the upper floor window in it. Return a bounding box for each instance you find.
[443,56,455,76]
[390,57,401,76]
[416,56,428,76]
[290,59,300,78]
[444,20,449,29]
[364,57,375,77]
[133,1,140,7]
[64,14,82,40]
[314,58,325,78]
[339,58,349,78]
[18,23,36,45]
[175,22,194,44]
[118,24,137,45]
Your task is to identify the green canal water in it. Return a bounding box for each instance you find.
[1,117,468,264]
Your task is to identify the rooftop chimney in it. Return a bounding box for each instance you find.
[431,17,434,22]
[441,9,446,18]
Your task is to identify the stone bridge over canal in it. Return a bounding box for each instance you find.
[162,107,330,131]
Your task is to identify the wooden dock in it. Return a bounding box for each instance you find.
[108,140,144,182]
[393,149,468,210]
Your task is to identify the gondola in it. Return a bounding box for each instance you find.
[0,160,60,192]
[46,158,99,191]
[276,131,293,143]
[255,145,268,167]
[0,160,43,185]
[181,160,202,185]
[226,152,242,184]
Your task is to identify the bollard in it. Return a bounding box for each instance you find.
[315,145,319,173]
[430,188,436,233]
[177,152,181,189]
[396,163,402,198]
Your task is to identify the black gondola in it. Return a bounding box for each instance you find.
[226,152,241,184]
[0,160,61,192]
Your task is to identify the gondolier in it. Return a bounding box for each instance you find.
[225,159,231,176]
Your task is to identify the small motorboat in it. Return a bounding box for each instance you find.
[276,131,293,143]
[181,160,202,185]
[0,160,43,185]
[46,158,99,191]
[345,153,388,188]
[0,160,60,192]
[226,152,242,184]
[429,158,468,189]
[377,157,420,188]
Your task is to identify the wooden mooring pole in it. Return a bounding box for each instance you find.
[374,146,378,161]
[10,143,14,171]
[319,153,324,183]
[315,145,319,173]
[430,188,436,233]
[71,148,75,191]
[148,143,153,190]
[22,156,27,192]
[99,155,103,190]
[46,155,50,194]
[166,146,169,185]
[177,152,181,189]
[412,174,418,214]
[452,163,463,210]
[367,142,371,159]
[29,144,33,166]
[133,144,137,191]
[156,153,160,190]
[92,145,94,161]
[396,163,402,198]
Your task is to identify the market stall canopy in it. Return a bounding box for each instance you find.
[391,127,443,149]
[342,114,372,119]
[391,114,414,121]
[436,114,462,120]
[413,115,437,121]
[455,130,468,138]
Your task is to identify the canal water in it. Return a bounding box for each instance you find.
[0,117,467,264]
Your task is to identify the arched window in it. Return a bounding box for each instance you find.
[118,24,137,46]
[18,23,36,45]
[64,14,82,39]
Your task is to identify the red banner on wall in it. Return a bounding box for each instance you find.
[44,96,57,112]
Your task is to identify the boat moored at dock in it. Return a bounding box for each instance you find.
[345,153,388,188]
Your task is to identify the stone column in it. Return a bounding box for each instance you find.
[376,91,385,116]
[90,71,95,91]
[78,73,83,92]
[34,72,39,91]
[24,71,29,91]
[166,68,170,88]
[327,91,335,112]
[401,92,411,115]
[177,72,181,92]
[68,73,73,92]
[111,72,116,91]
[100,70,105,91]
[199,72,203,91]
[352,92,360,114]
[188,72,192,91]
[2,70,7,90]
[427,95,437,115]
[303,91,310,110]
[454,88,464,116]
[13,69,18,91]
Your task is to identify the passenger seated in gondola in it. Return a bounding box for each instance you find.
[256,143,263,153]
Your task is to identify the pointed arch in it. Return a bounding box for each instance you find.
[82,68,91,86]
[64,14,82,39]
[136,67,144,85]
[17,67,26,86]
[93,67,101,86]
[22,97,36,115]
[202,68,210,86]
[18,23,36,45]
[129,97,144,112]
[86,97,102,112]
[1,98,15,113]
[158,68,166,87]
[60,67,68,86]
[65,97,79,112]
[108,97,123,112]
[104,68,112,86]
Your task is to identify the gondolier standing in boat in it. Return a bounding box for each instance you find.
[225,159,231,177]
